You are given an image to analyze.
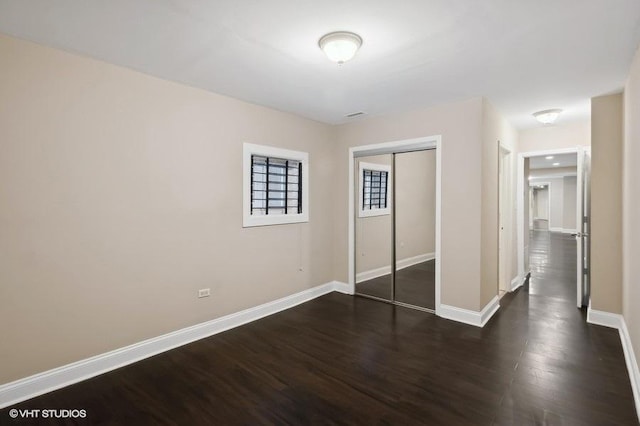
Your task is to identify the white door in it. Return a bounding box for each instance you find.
[576,148,591,307]
[498,148,509,293]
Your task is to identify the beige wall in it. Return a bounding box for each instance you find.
[519,120,591,153]
[530,176,565,229]
[563,176,577,230]
[0,34,337,383]
[334,98,485,311]
[623,45,640,374]
[482,100,518,303]
[395,150,436,261]
[591,92,623,314]
[549,179,562,228]
[0,32,527,388]
[355,155,392,275]
[532,187,550,220]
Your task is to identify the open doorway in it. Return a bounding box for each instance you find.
[517,148,590,308]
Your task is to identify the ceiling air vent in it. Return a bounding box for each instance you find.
[345,111,366,118]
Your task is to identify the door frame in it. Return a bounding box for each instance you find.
[347,135,442,314]
[498,145,512,295]
[516,146,584,306]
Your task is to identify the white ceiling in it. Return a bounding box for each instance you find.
[529,153,577,169]
[1,1,639,128]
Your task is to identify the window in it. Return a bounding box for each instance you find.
[250,155,302,215]
[243,143,309,227]
[358,161,391,217]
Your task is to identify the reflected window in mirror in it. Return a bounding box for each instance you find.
[358,162,391,217]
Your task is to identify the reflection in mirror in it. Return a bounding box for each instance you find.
[394,150,436,309]
[354,154,392,301]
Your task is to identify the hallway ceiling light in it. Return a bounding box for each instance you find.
[553,162,560,166]
[533,109,562,124]
[319,31,362,64]
[545,156,554,160]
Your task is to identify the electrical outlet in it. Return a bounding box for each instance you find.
[198,288,210,298]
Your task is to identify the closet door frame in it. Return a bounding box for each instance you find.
[348,136,442,314]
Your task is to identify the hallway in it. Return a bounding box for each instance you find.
[497,230,637,424]
[0,232,636,424]
[528,230,577,301]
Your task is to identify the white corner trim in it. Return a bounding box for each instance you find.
[587,306,624,329]
[0,281,346,409]
[438,296,500,328]
[332,281,352,295]
[586,307,640,422]
[510,275,523,291]
[620,320,640,423]
[356,253,435,283]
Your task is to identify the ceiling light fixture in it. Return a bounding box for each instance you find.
[533,109,562,124]
[545,156,554,160]
[553,162,560,166]
[319,31,362,64]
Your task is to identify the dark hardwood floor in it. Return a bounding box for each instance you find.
[356,260,435,309]
[1,232,636,425]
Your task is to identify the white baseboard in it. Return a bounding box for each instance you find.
[332,281,352,295]
[356,265,389,283]
[587,307,640,422]
[587,306,623,329]
[511,275,524,291]
[620,320,640,423]
[356,252,435,283]
[397,252,435,270]
[0,281,346,409]
[438,296,500,328]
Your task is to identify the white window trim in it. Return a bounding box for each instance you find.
[243,143,309,227]
[358,161,392,218]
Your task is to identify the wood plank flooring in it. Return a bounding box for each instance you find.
[1,231,636,425]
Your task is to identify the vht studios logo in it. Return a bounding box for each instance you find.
[8,408,87,419]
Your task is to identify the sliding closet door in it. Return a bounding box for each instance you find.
[393,150,436,310]
[354,154,393,301]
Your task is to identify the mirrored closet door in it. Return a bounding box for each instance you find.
[354,154,393,302]
[354,148,436,312]
[393,150,436,310]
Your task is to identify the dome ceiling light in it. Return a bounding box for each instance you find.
[318,31,362,64]
[533,109,563,124]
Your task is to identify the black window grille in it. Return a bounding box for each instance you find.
[251,155,302,216]
[363,169,388,210]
